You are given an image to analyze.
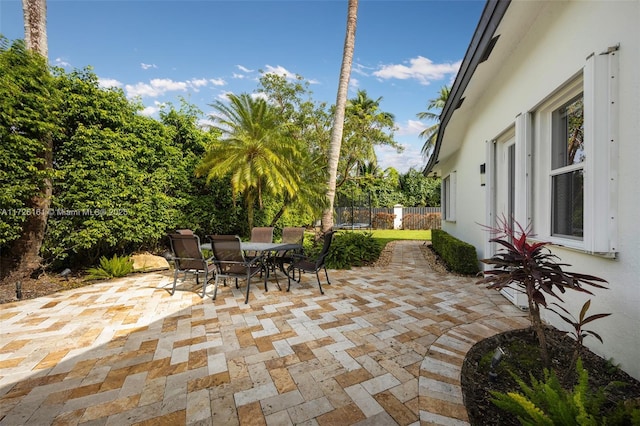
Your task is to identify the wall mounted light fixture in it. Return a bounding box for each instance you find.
[480,163,486,186]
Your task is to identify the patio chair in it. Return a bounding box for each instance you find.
[286,231,336,295]
[251,227,274,243]
[209,235,267,304]
[271,227,305,277]
[168,233,216,297]
[246,226,274,258]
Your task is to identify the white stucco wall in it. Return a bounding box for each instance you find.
[436,0,640,379]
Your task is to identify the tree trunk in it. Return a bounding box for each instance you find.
[22,0,48,57]
[528,295,550,367]
[10,0,50,280]
[321,0,358,233]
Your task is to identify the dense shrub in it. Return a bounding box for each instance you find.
[372,212,395,229]
[0,38,59,248]
[402,212,441,230]
[304,231,381,270]
[431,229,479,275]
[326,231,382,269]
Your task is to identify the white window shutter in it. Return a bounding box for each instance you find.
[584,47,619,254]
[515,113,532,229]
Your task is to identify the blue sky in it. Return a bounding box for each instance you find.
[0,0,484,173]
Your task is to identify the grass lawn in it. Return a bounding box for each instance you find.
[337,229,431,248]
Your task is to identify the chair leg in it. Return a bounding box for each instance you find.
[171,267,179,295]
[315,271,324,295]
[213,275,220,300]
[324,266,331,285]
[286,265,294,292]
[244,272,251,304]
[201,271,208,298]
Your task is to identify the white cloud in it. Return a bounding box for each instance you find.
[125,78,189,98]
[352,62,372,77]
[373,56,461,85]
[349,77,360,90]
[232,73,246,79]
[124,77,225,98]
[197,117,215,129]
[190,78,208,87]
[237,65,253,73]
[98,77,123,89]
[217,91,234,102]
[54,57,71,67]
[139,100,165,117]
[139,105,160,116]
[396,119,427,136]
[141,63,157,70]
[251,92,268,101]
[376,144,425,174]
[263,65,296,79]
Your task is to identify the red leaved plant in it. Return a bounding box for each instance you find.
[477,218,608,366]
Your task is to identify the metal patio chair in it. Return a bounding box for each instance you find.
[286,231,336,295]
[209,235,267,304]
[167,233,216,297]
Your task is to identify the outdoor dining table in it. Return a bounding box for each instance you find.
[200,241,301,253]
[200,241,302,285]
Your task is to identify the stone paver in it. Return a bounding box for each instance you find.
[0,241,528,425]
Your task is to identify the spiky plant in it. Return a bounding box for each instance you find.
[477,218,608,366]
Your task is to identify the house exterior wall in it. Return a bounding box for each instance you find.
[436,1,640,379]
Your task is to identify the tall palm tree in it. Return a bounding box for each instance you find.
[22,0,47,57]
[196,93,301,230]
[338,89,396,183]
[417,85,450,163]
[322,0,358,234]
[10,0,50,279]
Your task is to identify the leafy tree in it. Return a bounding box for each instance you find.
[196,93,302,230]
[399,168,441,206]
[417,85,450,169]
[337,89,401,189]
[0,37,59,276]
[255,73,330,227]
[43,68,182,267]
[159,101,244,236]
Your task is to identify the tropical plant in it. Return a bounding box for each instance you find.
[197,93,302,230]
[417,85,450,167]
[335,91,400,190]
[322,0,359,233]
[491,359,640,425]
[85,254,134,280]
[254,73,330,227]
[477,218,608,366]
[549,299,611,377]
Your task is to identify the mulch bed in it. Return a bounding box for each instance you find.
[462,326,640,425]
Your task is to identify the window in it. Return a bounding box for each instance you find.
[442,171,456,221]
[527,46,618,255]
[551,95,584,239]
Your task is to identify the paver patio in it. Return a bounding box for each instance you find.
[0,241,529,425]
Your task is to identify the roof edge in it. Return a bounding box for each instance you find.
[423,0,511,176]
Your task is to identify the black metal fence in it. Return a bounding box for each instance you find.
[334,206,441,230]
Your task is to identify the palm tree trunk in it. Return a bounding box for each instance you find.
[11,0,50,279]
[321,0,358,233]
[22,0,48,57]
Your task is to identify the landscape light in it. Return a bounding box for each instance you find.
[489,347,506,382]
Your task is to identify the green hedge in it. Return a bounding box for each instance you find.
[431,229,479,275]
